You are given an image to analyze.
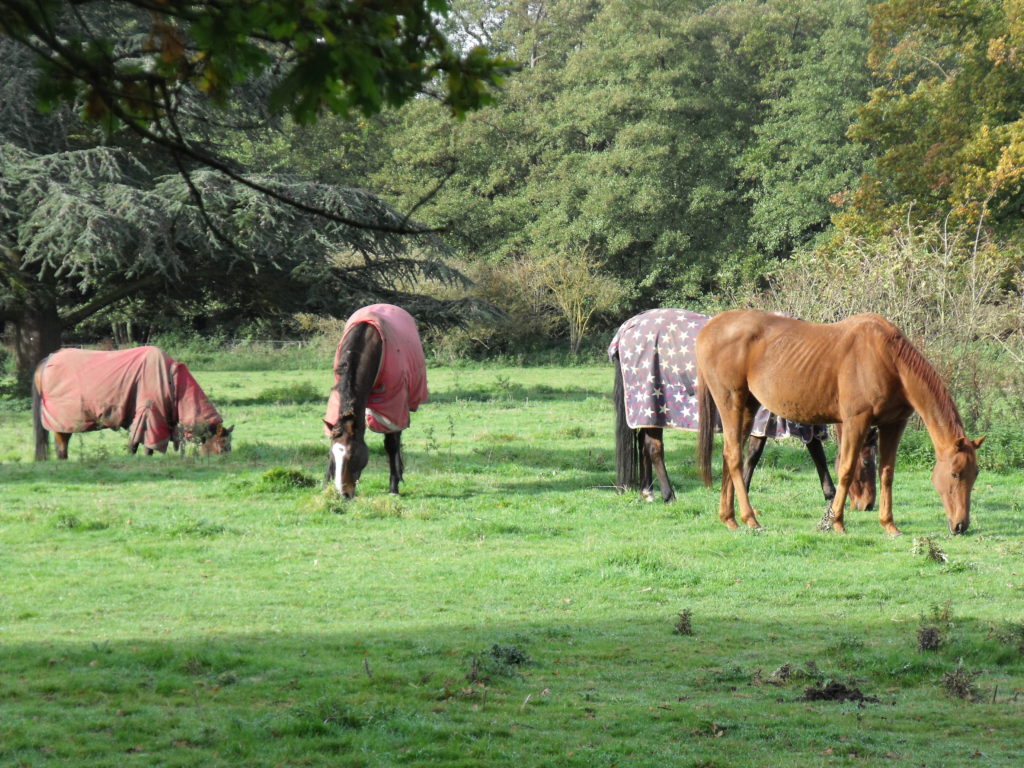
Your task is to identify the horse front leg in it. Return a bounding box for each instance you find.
[829,417,872,533]
[875,421,906,536]
[384,431,404,495]
[54,432,71,460]
[644,428,675,503]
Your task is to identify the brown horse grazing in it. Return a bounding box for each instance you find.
[696,310,984,535]
[32,346,232,460]
[610,308,877,511]
[323,304,428,498]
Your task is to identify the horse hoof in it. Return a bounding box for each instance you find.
[832,522,847,534]
[885,527,902,537]
[723,519,740,530]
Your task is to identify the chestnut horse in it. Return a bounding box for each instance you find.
[696,310,984,535]
[610,308,876,511]
[323,304,428,498]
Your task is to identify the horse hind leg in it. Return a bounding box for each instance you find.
[805,437,837,503]
[742,434,768,493]
[638,428,655,502]
[713,397,760,529]
[54,432,71,460]
[722,400,761,529]
[384,431,404,495]
[644,428,675,503]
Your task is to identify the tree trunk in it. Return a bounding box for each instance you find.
[13,300,63,395]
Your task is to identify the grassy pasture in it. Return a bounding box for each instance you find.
[1,363,1023,767]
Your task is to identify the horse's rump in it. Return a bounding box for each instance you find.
[324,304,428,435]
[36,346,221,453]
[608,308,826,443]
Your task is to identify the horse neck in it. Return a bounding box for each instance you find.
[891,336,965,450]
[333,324,382,431]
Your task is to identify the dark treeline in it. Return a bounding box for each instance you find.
[2,0,1023,383]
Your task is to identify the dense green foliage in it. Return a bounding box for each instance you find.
[0,1,509,389]
[367,0,876,304]
[2,0,1022,421]
[849,0,1024,237]
[1,362,1022,766]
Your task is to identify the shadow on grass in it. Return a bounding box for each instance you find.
[1,612,1022,768]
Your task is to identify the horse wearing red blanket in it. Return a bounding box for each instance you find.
[323,304,428,498]
[32,346,231,460]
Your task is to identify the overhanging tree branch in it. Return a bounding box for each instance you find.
[59,272,164,327]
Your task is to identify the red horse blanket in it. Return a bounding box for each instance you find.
[37,346,222,452]
[608,309,827,442]
[324,304,429,434]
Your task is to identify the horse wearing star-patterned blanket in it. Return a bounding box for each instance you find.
[609,308,877,510]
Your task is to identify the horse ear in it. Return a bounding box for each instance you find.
[224,424,234,435]
[323,419,335,431]
[971,435,986,449]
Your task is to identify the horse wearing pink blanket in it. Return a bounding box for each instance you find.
[32,346,232,460]
[323,304,428,497]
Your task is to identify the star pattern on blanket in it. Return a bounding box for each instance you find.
[608,308,827,443]
[609,308,706,430]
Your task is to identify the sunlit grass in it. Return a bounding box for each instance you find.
[0,363,1022,766]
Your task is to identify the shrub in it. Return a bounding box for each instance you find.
[735,217,1023,441]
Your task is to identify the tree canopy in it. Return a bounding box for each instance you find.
[848,0,1024,240]
[2,0,1021,374]
[368,0,874,305]
[0,1,509,389]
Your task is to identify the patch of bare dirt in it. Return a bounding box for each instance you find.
[801,681,879,704]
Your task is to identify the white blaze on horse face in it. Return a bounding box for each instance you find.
[332,442,348,494]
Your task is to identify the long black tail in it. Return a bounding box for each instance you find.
[613,354,641,490]
[697,376,717,487]
[32,362,49,461]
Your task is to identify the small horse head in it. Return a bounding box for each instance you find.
[848,428,878,511]
[325,414,369,499]
[931,436,985,534]
[200,424,233,455]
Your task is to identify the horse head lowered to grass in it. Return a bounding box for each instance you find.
[323,304,428,498]
[32,346,232,460]
[696,310,983,535]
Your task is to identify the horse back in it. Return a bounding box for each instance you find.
[698,311,905,424]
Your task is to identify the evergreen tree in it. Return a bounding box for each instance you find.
[0,30,491,391]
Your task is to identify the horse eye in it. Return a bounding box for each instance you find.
[952,472,960,480]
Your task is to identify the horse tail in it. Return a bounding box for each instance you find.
[697,376,717,488]
[613,353,640,491]
[32,362,49,461]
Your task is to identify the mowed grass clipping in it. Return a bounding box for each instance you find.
[0,363,1022,767]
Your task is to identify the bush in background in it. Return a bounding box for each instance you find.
[738,217,1023,435]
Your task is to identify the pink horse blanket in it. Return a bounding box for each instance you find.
[37,346,222,452]
[609,309,827,443]
[324,304,428,434]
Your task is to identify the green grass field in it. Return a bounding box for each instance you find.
[1,363,1022,767]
